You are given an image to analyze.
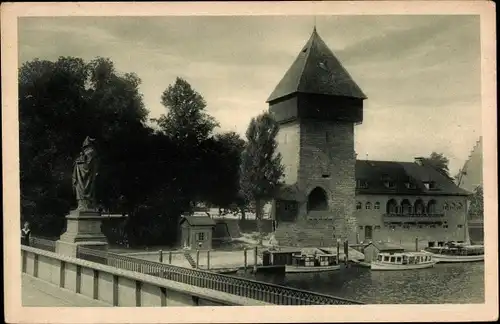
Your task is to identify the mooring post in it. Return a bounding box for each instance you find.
[169,251,172,264]
[244,248,248,272]
[196,249,200,269]
[415,237,419,252]
[336,239,340,264]
[253,246,258,273]
[344,240,349,266]
[207,250,210,270]
[159,249,163,263]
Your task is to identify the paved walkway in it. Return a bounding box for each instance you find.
[22,274,110,307]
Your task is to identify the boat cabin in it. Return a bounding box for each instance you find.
[262,248,339,267]
[376,252,433,265]
[363,242,405,263]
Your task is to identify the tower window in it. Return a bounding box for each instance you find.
[374,202,380,210]
[365,202,372,210]
[356,202,362,210]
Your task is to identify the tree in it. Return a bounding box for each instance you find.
[423,152,451,178]
[154,77,220,214]
[200,131,246,210]
[468,185,483,220]
[240,112,284,243]
[18,56,150,237]
[156,77,218,145]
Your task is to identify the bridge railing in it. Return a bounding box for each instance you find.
[25,236,362,305]
[29,236,56,252]
[76,246,362,305]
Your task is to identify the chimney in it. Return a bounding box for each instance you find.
[414,157,425,166]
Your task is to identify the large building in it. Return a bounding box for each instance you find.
[269,28,470,248]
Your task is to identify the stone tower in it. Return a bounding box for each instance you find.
[268,28,366,247]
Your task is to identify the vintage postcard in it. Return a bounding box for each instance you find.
[2,1,497,323]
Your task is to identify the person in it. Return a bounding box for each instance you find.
[21,221,31,246]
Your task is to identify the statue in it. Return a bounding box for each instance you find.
[73,137,99,211]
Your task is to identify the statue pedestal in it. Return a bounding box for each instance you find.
[55,210,109,257]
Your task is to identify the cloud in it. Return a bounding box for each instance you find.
[18,15,482,174]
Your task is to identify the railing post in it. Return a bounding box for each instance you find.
[244,248,248,272]
[93,269,99,300]
[207,250,210,270]
[60,260,66,288]
[196,249,200,269]
[253,246,258,273]
[169,251,172,264]
[22,250,27,273]
[33,254,39,278]
[415,237,419,252]
[159,249,163,263]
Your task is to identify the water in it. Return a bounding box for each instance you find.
[235,263,484,304]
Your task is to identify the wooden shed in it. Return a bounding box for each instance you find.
[363,242,405,263]
[179,215,216,250]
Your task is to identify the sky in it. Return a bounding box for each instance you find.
[18,15,482,176]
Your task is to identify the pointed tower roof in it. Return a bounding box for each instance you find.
[267,28,367,103]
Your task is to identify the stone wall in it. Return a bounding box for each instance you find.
[275,121,300,185]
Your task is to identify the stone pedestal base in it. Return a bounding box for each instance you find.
[56,210,109,257]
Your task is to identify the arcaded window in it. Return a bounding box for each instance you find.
[401,199,412,215]
[386,199,398,214]
[414,199,425,214]
[365,202,372,209]
[356,202,362,210]
[374,202,380,209]
[307,187,328,211]
[427,200,437,214]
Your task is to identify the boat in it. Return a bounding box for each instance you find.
[422,241,484,263]
[261,247,342,273]
[285,253,341,273]
[371,251,436,271]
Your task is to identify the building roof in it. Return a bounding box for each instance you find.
[267,27,367,103]
[179,215,216,227]
[456,137,483,192]
[355,160,471,196]
[365,241,405,251]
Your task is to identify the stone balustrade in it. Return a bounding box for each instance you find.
[21,245,270,306]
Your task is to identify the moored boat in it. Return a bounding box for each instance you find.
[371,251,436,271]
[422,241,484,263]
[262,247,342,273]
[286,251,341,273]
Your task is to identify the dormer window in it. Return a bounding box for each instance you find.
[405,182,417,189]
[423,181,437,190]
[356,179,369,189]
[384,181,396,189]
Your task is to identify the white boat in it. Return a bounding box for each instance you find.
[422,241,484,263]
[285,252,341,273]
[371,252,436,271]
[285,264,341,273]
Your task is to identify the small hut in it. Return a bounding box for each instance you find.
[363,242,405,263]
[179,215,216,250]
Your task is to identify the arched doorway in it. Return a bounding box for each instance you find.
[307,187,328,211]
